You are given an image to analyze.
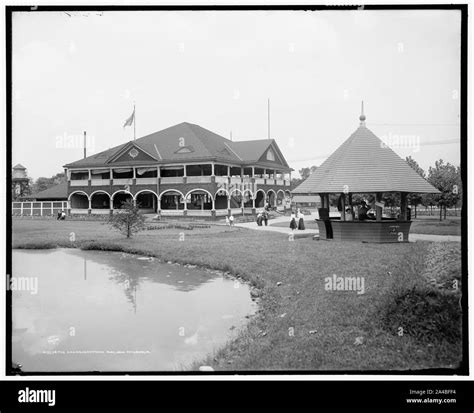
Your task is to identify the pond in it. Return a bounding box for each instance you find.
[12,249,257,372]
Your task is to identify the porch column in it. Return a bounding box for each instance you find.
[88,197,92,215]
[400,192,408,221]
[183,165,187,177]
[341,193,346,221]
[211,163,215,176]
[348,193,354,219]
[251,166,255,177]
[88,169,91,180]
[375,193,383,221]
[227,196,231,210]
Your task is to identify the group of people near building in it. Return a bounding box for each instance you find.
[256,210,269,226]
[289,208,305,230]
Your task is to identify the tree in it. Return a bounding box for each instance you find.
[299,165,318,180]
[405,156,426,218]
[31,172,66,193]
[291,165,318,190]
[426,160,462,221]
[107,199,145,238]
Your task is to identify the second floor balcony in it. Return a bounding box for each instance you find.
[68,164,291,187]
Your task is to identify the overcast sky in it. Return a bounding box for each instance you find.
[12,9,461,180]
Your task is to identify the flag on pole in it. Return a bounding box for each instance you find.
[123,107,135,128]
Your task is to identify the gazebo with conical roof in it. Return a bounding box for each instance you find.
[292,103,440,243]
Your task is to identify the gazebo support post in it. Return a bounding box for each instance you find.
[341,193,346,221]
[400,192,408,221]
[375,192,383,221]
[348,193,354,219]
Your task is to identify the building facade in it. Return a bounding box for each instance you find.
[64,122,292,218]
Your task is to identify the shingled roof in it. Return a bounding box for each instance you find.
[293,114,440,195]
[64,122,290,170]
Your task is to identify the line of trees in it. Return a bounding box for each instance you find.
[406,156,462,220]
[22,172,67,197]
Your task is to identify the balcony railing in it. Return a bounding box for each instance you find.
[113,178,133,185]
[91,179,110,186]
[70,180,89,187]
[215,176,229,184]
[160,177,184,184]
[68,174,291,187]
[186,176,212,184]
[136,177,158,185]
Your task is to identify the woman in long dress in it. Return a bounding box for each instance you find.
[297,208,305,230]
[289,211,297,230]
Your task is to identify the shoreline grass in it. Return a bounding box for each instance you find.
[12,218,463,372]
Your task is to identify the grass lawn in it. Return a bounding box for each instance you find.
[12,217,463,372]
[270,216,462,236]
[410,216,462,236]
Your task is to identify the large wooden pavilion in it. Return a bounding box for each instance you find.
[292,104,440,243]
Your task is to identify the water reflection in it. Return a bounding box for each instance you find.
[12,249,255,372]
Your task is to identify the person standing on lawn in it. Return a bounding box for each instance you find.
[289,211,297,230]
[297,208,305,230]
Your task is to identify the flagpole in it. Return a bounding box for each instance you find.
[133,102,136,141]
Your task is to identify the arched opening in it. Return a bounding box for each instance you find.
[276,190,285,206]
[90,192,110,209]
[243,190,253,208]
[136,191,158,213]
[267,190,276,207]
[69,192,89,209]
[215,189,229,210]
[186,190,213,210]
[229,190,242,209]
[112,192,132,209]
[255,190,265,208]
[160,190,185,210]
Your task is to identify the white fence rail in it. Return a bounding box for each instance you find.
[12,201,69,216]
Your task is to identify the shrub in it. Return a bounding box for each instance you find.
[107,199,145,238]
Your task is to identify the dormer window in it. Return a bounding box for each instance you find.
[174,146,195,154]
[267,148,275,161]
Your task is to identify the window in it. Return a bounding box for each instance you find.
[267,149,275,161]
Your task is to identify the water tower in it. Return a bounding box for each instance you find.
[12,164,29,200]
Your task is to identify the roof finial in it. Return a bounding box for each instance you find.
[359,100,366,125]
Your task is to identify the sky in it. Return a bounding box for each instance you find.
[12,9,461,180]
